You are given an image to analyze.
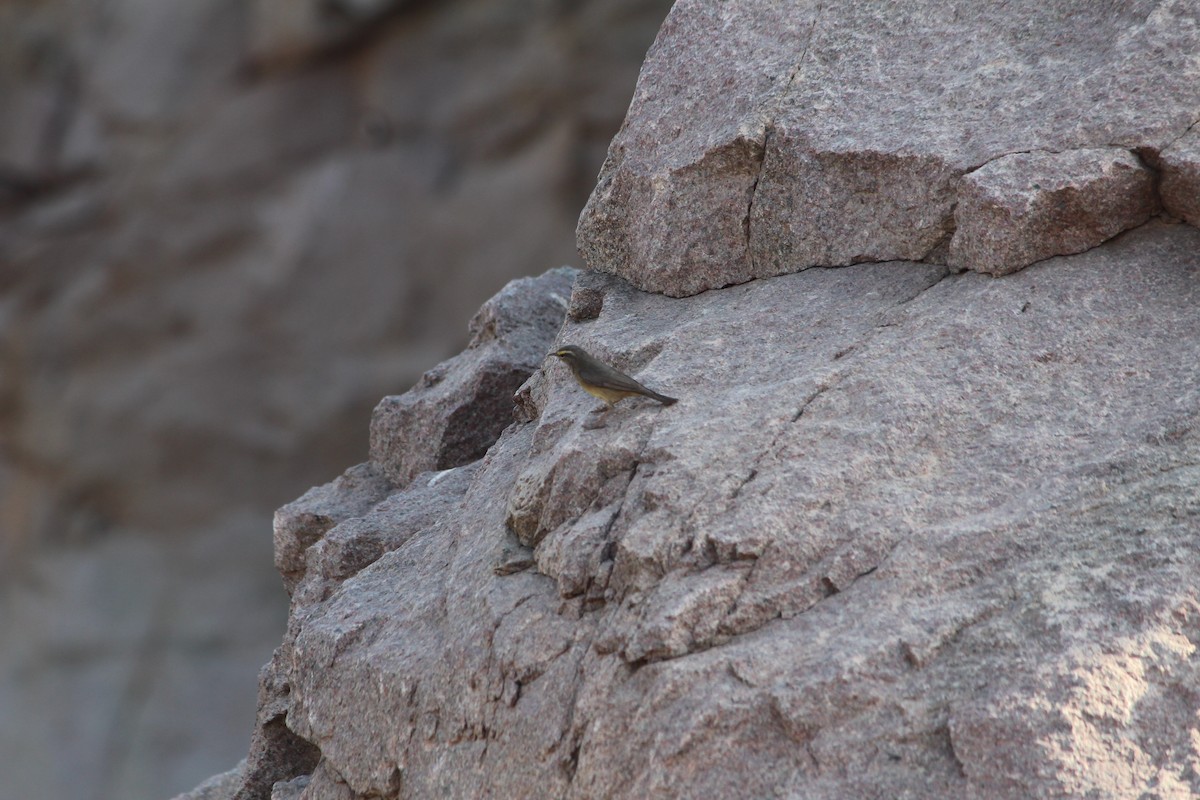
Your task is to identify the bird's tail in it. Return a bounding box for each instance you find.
[648,390,678,406]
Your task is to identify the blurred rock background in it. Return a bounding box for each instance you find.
[0,1,672,798]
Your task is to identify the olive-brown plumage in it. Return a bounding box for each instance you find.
[550,345,677,407]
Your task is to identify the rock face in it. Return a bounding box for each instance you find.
[183,2,1200,798]
[187,220,1200,800]
[578,0,1200,296]
[0,2,672,799]
[173,267,574,800]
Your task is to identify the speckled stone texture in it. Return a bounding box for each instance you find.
[1159,125,1200,228]
[186,221,1200,799]
[273,463,395,593]
[949,148,1159,275]
[368,267,575,487]
[578,0,1200,296]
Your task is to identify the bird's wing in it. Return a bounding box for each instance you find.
[582,362,653,394]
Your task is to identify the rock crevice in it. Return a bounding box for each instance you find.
[743,5,825,278]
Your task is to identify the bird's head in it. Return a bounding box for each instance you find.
[549,344,587,365]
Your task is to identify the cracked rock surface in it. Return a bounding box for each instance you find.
[175,268,575,800]
[186,220,1200,799]
[578,0,1200,296]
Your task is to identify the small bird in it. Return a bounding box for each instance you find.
[549,344,677,408]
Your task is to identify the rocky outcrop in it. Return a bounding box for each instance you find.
[578,0,1200,296]
[948,148,1158,276]
[173,268,574,800]
[186,220,1200,800]
[179,1,1200,798]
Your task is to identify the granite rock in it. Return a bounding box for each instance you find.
[949,148,1159,275]
[579,0,1200,295]
[273,463,395,593]
[1159,125,1200,228]
[225,642,321,800]
[186,265,571,800]
[293,462,476,608]
[44,0,1200,796]
[199,221,1200,799]
[218,463,477,800]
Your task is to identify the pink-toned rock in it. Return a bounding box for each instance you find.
[576,0,810,297]
[245,262,557,796]
[273,463,394,593]
[580,0,1200,296]
[192,222,1200,800]
[1159,125,1200,227]
[949,148,1159,276]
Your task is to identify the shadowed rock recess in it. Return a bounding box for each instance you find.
[180,3,1200,800]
